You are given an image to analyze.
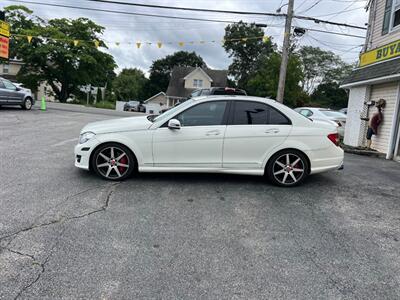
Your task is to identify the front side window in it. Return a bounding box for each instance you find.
[2,79,17,91]
[232,101,291,125]
[300,109,313,117]
[190,89,202,97]
[175,101,227,126]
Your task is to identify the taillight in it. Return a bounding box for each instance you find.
[328,133,340,146]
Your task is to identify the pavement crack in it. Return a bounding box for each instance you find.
[13,227,66,300]
[0,183,119,243]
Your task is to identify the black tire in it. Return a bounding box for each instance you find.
[266,149,309,187]
[91,143,136,181]
[22,97,33,110]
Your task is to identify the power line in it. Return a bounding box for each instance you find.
[297,0,324,14]
[5,0,367,39]
[302,27,365,38]
[314,6,365,18]
[10,0,366,30]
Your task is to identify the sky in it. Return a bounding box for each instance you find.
[1,0,369,74]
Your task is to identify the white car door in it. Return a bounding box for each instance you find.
[223,100,292,169]
[152,100,228,168]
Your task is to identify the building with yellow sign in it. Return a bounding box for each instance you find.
[341,0,400,161]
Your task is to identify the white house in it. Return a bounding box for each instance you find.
[341,0,400,161]
[0,58,56,101]
[145,67,228,109]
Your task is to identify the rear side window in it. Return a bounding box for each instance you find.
[231,101,291,125]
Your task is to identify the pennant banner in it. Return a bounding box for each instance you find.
[10,34,271,49]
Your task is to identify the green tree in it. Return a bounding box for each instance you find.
[148,51,205,94]
[246,53,305,107]
[5,6,116,102]
[297,46,354,94]
[310,82,349,109]
[112,68,148,101]
[223,21,275,88]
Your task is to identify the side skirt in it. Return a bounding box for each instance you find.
[138,166,264,176]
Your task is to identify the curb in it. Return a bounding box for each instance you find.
[43,102,144,117]
[342,147,386,158]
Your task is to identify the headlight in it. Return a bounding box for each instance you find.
[79,132,95,144]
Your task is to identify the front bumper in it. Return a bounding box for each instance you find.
[74,138,100,170]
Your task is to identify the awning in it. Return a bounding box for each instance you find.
[341,57,400,88]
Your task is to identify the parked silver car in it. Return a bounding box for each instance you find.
[0,77,35,110]
[294,107,347,137]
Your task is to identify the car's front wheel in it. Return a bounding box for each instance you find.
[266,150,309,187]
[22,98,33,110]
[91,143,135,181]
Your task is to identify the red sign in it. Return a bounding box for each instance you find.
[0,35,9,59]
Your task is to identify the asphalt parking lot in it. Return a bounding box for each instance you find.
[1,105,400,299]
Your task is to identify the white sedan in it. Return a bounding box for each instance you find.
[75,96,344,186]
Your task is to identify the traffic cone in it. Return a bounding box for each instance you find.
[41,96,46,111]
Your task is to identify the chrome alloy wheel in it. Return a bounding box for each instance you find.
[25,99,32,110]
[95,146,131,179]
[272,153,305,185]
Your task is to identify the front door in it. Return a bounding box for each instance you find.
[223,100,292,169]
[1,79,24,104]
[152,100,228,167]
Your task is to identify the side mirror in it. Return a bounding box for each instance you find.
[168,119,181,130]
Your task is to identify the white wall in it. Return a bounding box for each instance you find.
[344,86,370,147]
[369,81,399,154]
[115,101,125,112]
[184,69,212,89]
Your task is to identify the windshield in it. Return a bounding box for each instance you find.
[320,110,346,118]
[152,99,194,122]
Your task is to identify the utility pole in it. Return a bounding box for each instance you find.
[276,0,294,103]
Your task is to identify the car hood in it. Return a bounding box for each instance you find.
[81,116,152,134]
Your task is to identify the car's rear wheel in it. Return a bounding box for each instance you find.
[22,98,33,110]
[266,150,309,187]
[92,143,135,181]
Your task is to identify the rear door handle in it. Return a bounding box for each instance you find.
[265,128,280,134]
[206,130,221,136]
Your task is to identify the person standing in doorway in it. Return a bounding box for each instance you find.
[366,99,385,149]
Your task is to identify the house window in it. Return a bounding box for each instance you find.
[383,0,400,34]
[193,79,203,88]
[393,0,400,28]
[2,64,9,74]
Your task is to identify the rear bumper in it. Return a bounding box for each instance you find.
[306,146,344,175]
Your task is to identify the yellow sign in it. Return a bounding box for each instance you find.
[0,36,9,59]
[360,39,400,67]
[0,20,10,37]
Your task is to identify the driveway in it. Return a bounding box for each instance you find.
[1,105,399,299]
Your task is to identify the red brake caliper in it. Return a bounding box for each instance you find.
[118,155,127,174]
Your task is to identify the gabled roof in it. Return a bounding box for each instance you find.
[183,67,213,82]
[166,66,228,98]
[144,91,166,103]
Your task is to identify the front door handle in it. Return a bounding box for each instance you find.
[206,130,221,136]
[265,128,280,134]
